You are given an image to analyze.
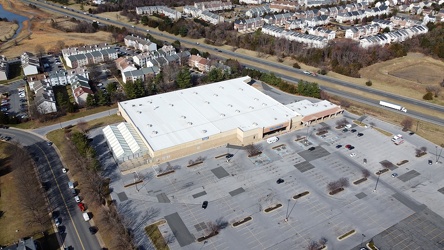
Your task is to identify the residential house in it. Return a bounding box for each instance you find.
[0,55,8,81]
[304,15,330,27]
[270,1,299,12]
[372,19,394,30]
[240,0,270,4]
[65,48,117,68]
[124,35,157,52]
[366,5,390,18]
[360,25,428,48]
[122,66,160,83]
[262,26,328,48]
[307,27,336,40]
[345,24,379,40]
[21,52,39,76]
[32,79,57,114]
[71,76,93,107]
[246,5,272,18]
[436,9,444,22]
[189,55,211,72]
[234,17,264,32]
[423,14,437,24]
[62,43,112,61]
[200,10,225,24]
[115,57,138,79]
[263,13,295,26]
[183,5,201,16]
[336,10,366,23]
[304,0,337,8]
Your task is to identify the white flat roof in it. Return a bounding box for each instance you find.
[285,100,342,120]
[119,77,300,151]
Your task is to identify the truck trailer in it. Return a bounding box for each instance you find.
[379,101,407,112]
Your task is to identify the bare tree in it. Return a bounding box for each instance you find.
[380,161,392,169]
[338,177,349,187]
[327,181,340,192]
[362,169,371,178]
[77,120,89,134]
[306,240,320,250]
[340,99,351,108]
[55,40,65,52]
[317,124,330,133]
[336,118,348,127]
[245,144,263,157]
[320,90,329,100]
[426,85,441,97]
[420,146,427,152]
[319,237,328,246]
[34,44,46,58]
[400,118,413,131]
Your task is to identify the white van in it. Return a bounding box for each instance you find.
[267,136,279,144]
[83,212,90,221]
[345,124,352,129]
[68,182,74,189]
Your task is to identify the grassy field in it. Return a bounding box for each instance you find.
[0,22,18,42]
[0,143,58,249]
[13,104,118,129]
[145,220,168,250]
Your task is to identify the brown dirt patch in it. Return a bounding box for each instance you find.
[0,21,18,42]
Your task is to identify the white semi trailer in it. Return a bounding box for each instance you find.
[379,101,407,112]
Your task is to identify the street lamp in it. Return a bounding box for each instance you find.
[373,172,381,192]
[285,199,297,222]
[360,234,366,247]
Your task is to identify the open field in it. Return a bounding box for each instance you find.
[0,0,111,57]
[0,143,57,248]
[359,53,444,105]
[0,21,18,42]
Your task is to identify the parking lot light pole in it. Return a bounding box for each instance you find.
[285,199,297,222]
[360,234,366,247]
[373,173,381,192]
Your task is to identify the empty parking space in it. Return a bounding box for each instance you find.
[398,170,421,182]
[211,166,230,179]
[165,212,195,247]
[299,146,330,161]
[294,161,315,173]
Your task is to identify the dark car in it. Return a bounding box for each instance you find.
[308,147,316,151]
[351,129,357,133]
[89,226,98,235]
[357,133,364,137]
[342,128,348,132]
[428,160,433,165]
[276,178,284,184]
[71,189,77,196]
[336,145,342,148]
[349,146,355,150]
[202,201,208,209]
[225,153,233,159]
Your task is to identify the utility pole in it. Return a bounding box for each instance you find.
[373,172,381,192]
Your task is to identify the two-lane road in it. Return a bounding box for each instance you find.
[1,128,101,250]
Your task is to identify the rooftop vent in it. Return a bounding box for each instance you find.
[205,101,210,104]
[132,104,135,107]
[228,104,233,107]
[249,106,254,109]
[201,130,207,133]
[147,100,152,104]
[152,131,158,135]
[213,94,218,97]
[147,124,152,127]
[187,122,193,125]
[154,106,159,110]
[181,115,186,119]
[238,88,243,91]
[274,118,277,120]
[219,86,224,89]
[193,91,198,95]
[139,104,142,106]
[170,103,174,107]
[137,111,142,114]
[220,113,225,117]
[254,98,259,101]
[235,110,240,113]
[252,122,258,126]
[262,103,267,106]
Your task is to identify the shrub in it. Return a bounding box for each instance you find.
[365,80,372,86]
[318,68,327,75]
[293,62,301,69]
[423,92,433,100]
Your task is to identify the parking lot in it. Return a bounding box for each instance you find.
[90,113,444,250]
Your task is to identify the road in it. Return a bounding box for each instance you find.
[21,0,444,122]
[1,128,101,250]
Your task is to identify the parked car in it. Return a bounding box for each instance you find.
[202,201,208,209]
[351,129,357,133]
[78,202,86,212]
[308,147,316,151]
[74,196,81,203]
[276,178,284,184]
[89,226,98,235]
[357,133,364,137]
[336,145,342,148]
[54,218,61,226]
[428,160,433,165]
[391,173,398,178]
[350,153,356,157]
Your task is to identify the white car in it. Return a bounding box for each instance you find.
[267,136,279,144]
[350,153,356,157]
[62,168,67,173]
[74,196,81,203]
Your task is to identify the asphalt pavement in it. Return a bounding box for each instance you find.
[2,128,101,250]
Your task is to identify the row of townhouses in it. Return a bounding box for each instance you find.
[246,5,272,18]
[65,48,118,68]
[62,43,111,61]
[183,6,226,24]
[135,6,182,20]
[124,35,158,52]
[359,24,428,48]
[262,25,328,48]
[20,52,40,76]
[270,1,299,12]
[132,45,177,67]
[345,24,380,40]
[194,1,234,11]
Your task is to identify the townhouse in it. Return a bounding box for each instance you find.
[263,13,295,26]
[261,25,328,48]
[189,54,211,72]
[360,25,428,48]
[270,1,299,12]
[200,10,225,24]
[136,6,182,20]
[304,0,337,8]
[21,52,40,76]
[390,15,422,28]
[307,26,336,40]
[62,43,112,61]
[33,80,57,114]
[345,24,380,40]
[240,0,271,4]
[122,66,161,83]
[194,1,233,11]
[124,35,158,52]
[65,48,117,68]
[335,10,366,23]
[234,17,264,32]
[71,76,93,107]
[246,5,272,18]
[372,19,394,30]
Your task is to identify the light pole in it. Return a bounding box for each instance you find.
[360,234,366,247]
[285,199,297,222]
[199,240,208,250]
[373,172,381,192]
